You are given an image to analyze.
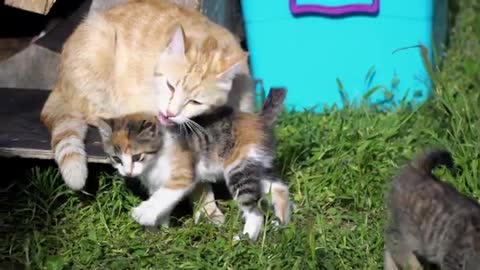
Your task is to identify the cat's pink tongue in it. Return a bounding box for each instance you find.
[158,113,176,126]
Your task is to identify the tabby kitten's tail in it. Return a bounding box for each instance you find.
[411,148,456,175]
[261,87,287,128]
[41,91,88,191]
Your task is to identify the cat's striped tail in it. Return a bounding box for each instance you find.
[41,91,88,191]
[411,148,456,175]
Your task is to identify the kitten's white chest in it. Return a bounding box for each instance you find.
[141,148,173,194]
[196,158,224,183]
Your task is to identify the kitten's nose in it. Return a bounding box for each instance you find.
[166,110,176,118]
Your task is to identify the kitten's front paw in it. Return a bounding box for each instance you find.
[132,202,158,226]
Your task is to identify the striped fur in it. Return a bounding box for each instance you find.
[40,0,254,191]
[385,149,480,269]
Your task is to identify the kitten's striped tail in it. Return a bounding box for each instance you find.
[411,148,456,175]
[261,87,287,128]
[41,91,88,191]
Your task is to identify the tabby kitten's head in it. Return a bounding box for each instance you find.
[97,113,163,177]
[154,25,249,126]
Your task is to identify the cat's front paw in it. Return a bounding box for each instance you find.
[132,202,159,226]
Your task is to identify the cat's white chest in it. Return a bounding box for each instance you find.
[195,158,224,183]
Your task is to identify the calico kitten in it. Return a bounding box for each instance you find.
[98,88,292,241]
[41,0,254,191]
[98,113,225,226]
[385,149,480,270]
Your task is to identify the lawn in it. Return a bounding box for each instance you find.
[2,1,480,269]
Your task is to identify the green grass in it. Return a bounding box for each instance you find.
[2,1,480,269]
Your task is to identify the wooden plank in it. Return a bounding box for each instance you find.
[0,88,108,163]
[5,0,57,15]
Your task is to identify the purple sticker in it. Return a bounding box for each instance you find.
[290,0,380,16]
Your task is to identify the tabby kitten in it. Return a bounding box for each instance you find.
[385,149,480,270]
[41,0,253,191]
[98,88,292,241]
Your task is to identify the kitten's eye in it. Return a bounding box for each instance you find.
[189,100,202,105]
[132,154,145,162]
[112,156,122,164]
[166,81,175,93]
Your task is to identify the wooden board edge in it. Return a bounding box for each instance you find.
[0,147,109,164]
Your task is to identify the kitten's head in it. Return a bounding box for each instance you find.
[153,24,248,126]
[97,113,164,177]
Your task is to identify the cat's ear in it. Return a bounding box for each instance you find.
[97,118,114,141]
[163,24,186,57]
[216,52,249,81]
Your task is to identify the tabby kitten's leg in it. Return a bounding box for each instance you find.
[260,179,291,226]
[190,182,225,225]
[384,250,400,270]
[225,161,265,241]
[385,229,423,270]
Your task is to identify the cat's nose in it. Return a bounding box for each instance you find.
[166,110,176,118]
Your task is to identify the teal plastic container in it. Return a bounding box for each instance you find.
[241,0,441,111]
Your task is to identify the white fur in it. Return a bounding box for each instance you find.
[114,153,145,178]
[195,158,224,183]
[238,207,264,241]
[132,186,194,226]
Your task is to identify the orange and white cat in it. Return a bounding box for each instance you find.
[41,0,254,192]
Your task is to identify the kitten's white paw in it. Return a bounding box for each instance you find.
[271,220,280,228]
[132,202,158,226]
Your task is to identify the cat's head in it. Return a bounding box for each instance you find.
[153,24,249,126]
[97,113,164,177]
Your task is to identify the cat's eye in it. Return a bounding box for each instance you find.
[112,156,122,164]
[166,81,175,93]
[189,100,202,105]
[132,154,145,162]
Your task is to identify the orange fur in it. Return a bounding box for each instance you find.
[224,114,265,168]
[164,146,195,190]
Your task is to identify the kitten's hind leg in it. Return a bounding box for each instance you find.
[384,249,400,270]
[225,162,264,241]
[385,229,423,270]
[190,182,225,225]
[261,179,292,226]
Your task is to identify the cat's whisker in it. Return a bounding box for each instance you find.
[185,121,199,138]
[186,119,208,137]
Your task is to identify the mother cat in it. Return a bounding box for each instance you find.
[41,0,253,191]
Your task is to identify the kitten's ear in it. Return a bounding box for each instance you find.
[138,120,159,138]
[164,24,186,57]
[97,118,114,141]
[216,52,249,81]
